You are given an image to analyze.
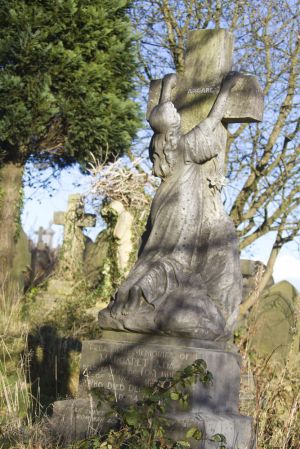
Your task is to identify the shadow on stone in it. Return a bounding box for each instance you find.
[27,325,82,414]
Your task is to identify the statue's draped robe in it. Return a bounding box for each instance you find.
[111,117,242,339]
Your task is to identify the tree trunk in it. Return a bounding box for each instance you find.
[0,162,24,295]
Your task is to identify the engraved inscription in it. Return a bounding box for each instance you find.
[79,339,240,413]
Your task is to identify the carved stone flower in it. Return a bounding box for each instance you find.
[207,175,227,191]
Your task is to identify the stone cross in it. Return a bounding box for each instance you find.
[44,227,55,249]
[147,29,263,134]
[35,226,47,249]
[53,194,96,279]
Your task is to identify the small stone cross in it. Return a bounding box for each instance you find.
[35,226,47,249]
[53,194,96,279]
[44,227,55,249]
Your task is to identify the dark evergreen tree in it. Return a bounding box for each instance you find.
[0,0,141,290]
[0,0,140,165]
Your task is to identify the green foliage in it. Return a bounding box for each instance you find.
[97,203,122,297]
[13,185,24,242]
[48,289,101,339]
[70,360,225,449]
[0,0,141,166]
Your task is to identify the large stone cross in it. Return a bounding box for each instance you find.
[147,29,263,134]
[53,194,96,279]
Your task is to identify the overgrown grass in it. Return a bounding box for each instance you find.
[1,272,299,448]
[236,294,300,449]
[0,279,51,448]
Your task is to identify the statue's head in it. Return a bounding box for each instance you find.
[148,101,180,134]
[149,102,181,178]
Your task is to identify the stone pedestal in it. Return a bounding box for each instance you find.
[51,331,255,448]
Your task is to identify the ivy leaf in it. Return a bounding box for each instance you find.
[175,441,191,448]
[210,433,226,443]
[170,391,179,400]
[193,359,207,370]
[124,410,140,427]
[185,427,199,438]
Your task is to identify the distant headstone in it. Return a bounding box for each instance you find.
[28,225,57,288]
[35,226,47,250]
[104,200,134,274]
[44,226,55,249]
[54,194,96,280]
[84,200,134,288]
[248,280,298,365]
[240,259,274,301]
[84,232,110,288]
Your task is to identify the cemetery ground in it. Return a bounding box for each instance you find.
[0,254,299,448]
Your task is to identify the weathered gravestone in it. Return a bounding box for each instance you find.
[240,259,274,301]
[43,195,96,301]
[84,200,134,289]
[248,280,299,365]
[239,279,299,416]
[52,29,263,447]
[54,194,96,280]
[108,200,134,275]
[29,226,56,286]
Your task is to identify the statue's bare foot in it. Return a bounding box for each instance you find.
[110,290,127,318]
[122,285,143,316]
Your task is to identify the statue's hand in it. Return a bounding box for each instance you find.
[163,73,177,90]
[222,71,241,89]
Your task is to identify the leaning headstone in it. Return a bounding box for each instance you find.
[109,200,134,275]
[84,200,134,288]
[248,280,298,365]
[52,29,263,447]
[38,195,96,303]
[240,259,274,301]
[54,194,96,281]
[84,231,110,288]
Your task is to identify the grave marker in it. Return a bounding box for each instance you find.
[52,29,264,448]
[54,194,96,280]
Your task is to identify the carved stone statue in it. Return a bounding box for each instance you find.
[99,71,244,341]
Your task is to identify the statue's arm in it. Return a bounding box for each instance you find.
[207,71,240,130]
[183,72,241,165]
[160,73,177,103]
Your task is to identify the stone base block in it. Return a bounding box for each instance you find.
[51,399,254,448]
[78,331,241,414]
[51,331,255,448]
